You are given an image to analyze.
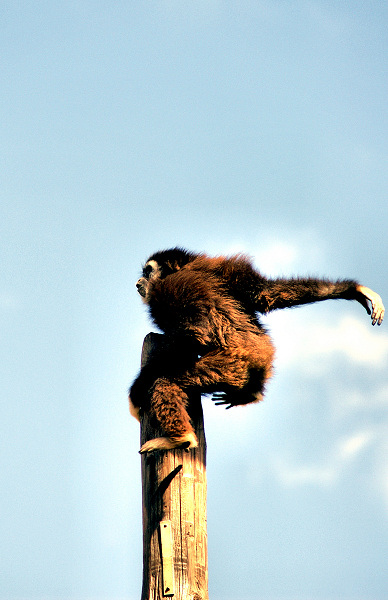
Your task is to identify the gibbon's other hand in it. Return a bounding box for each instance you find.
[211,392,234,410]
[356,285,385,326]
[212,388,264,408]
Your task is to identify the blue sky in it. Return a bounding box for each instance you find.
[1,2,387,599]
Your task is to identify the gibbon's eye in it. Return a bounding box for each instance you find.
[142,264,153,279]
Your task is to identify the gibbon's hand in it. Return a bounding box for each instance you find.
[212,392,234,410]
[356,285,385,326]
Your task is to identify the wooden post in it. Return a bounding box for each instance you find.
[139,333,209,600]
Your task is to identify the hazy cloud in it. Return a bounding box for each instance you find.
[214,230,327,277]
[269,313,388,375]
[272,428,375,488]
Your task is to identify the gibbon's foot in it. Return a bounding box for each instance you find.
[356,285,385,326]
[139,432,198,454]
[212,390,264,409]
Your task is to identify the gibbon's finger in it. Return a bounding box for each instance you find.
[368,295,384,325]
[372,304,385,326]
[214,399,234,409]
[370,296,384,325]
[212,393,235,409]
[212,394,228,404]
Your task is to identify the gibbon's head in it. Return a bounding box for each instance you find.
[136,247,196,303]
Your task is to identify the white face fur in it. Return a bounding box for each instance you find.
[136,259,161,303]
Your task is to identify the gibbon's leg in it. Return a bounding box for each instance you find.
[176,338,275,409]
[139,378,198,454]
[128,339,197,426]
[138,336,274,452]
[139,342,274,452]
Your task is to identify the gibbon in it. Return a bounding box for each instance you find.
[129,247,384,453]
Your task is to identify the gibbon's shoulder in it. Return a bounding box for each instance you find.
[188,252,262,279]
[187,253,267,309]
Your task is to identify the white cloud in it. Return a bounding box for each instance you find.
[268,313,388,375]
[272,457,336,487]
[272,429,375,488]
[251,230,328,276]
[252,240,299,276]
[330,317,388,367]
[206,230,328,281]
[337,430,374,460]
[328,384,388,424]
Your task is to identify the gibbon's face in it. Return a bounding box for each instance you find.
[136,260,161,303]
[136,248,194,302]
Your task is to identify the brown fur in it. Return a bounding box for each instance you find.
[129,247,383,452]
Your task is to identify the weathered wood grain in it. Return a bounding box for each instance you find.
[139,333,209,600]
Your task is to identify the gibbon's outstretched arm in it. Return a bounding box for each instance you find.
[255,277,385,325]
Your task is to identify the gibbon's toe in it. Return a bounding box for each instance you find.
[139,432,198,454]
